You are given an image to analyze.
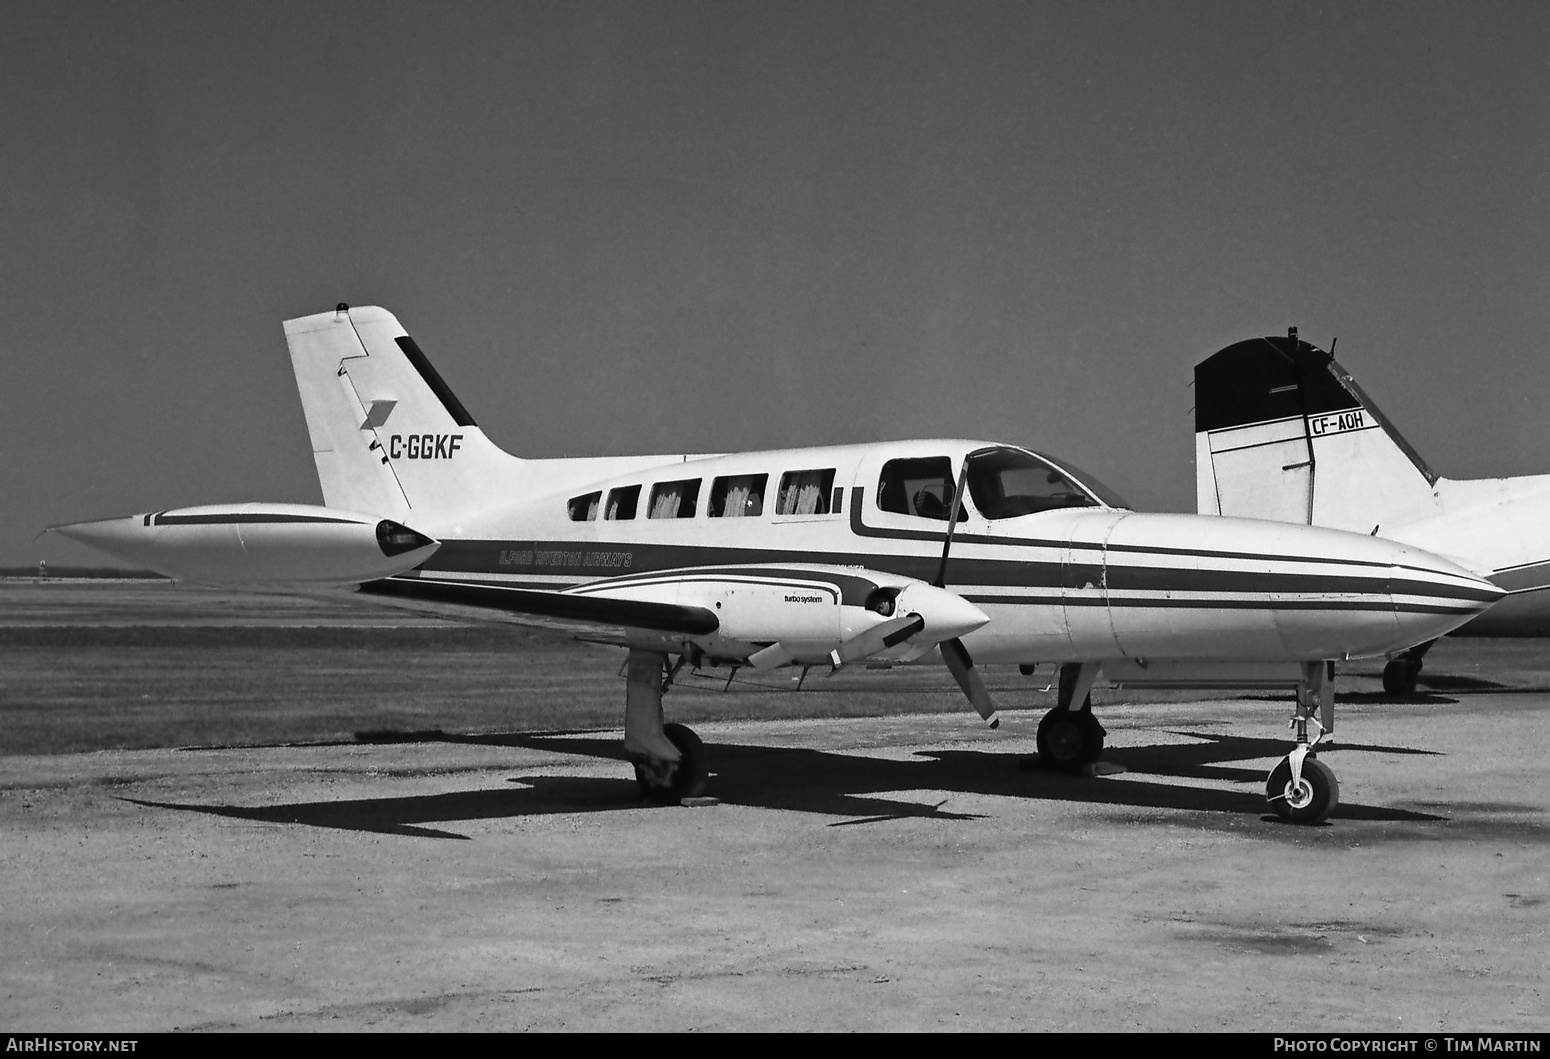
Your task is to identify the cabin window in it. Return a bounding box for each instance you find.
[648,479,701,519]
[965,447,1110,518]
[604,485,640,520]
[568,491,601,521]
[775,468,835,515]
[877,457,963,520]
[709,474,768,517]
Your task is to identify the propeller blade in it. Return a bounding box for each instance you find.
[829,613,926,669]
[941,636,1000,728]
[747,642,796,669]
[933,458,974,588]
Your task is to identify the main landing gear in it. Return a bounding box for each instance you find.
[1382,640,1435,696]
[623,648,706,803]
[1266,661,1340,825]
[1035,662,1107,771]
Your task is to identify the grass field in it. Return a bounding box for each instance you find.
[5,578,1547,756]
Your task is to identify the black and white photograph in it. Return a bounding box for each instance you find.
[2,1,1547,1036]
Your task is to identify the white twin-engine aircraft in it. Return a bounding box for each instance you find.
[56,306,1503,825]
[1195,330,1550,694]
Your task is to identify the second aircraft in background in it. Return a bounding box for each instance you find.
[1195,330,1550,693]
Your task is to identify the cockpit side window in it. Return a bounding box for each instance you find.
[965,448,1112,518]
[568,491,601,521]
[877,457,961,520]
[1035,452,1132,511]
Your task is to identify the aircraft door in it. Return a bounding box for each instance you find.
[1061,513,1123,658]
[1203,423,1314,524]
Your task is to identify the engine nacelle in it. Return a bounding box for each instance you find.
[566,564,988,665]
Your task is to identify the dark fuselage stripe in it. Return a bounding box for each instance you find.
[421,538,1495,604]
[965,594,1477,614]
[842,487,1451,575]
[381,575,1477,618]
[152,513,359,526]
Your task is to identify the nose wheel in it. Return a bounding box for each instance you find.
[1266,753,1339,824]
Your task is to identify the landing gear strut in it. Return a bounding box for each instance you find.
[1266,661,1339,824]
[623,648,706,802]
[1036,662,1106,771]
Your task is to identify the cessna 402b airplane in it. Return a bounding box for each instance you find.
[55,306,1504,824]
[1195,330,1550,694]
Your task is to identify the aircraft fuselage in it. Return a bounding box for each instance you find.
[390,438,1497,669]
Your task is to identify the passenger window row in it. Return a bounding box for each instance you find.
[567,450,1117,525]
[569,468,840,522]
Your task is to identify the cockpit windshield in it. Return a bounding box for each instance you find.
[965,447,1131,518]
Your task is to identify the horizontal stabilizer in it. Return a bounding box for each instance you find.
[50,504,439,586]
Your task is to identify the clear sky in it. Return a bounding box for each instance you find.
[5,1,1549,568]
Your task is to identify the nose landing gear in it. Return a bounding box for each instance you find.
[1266,661,1339,824]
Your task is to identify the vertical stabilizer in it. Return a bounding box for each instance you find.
[1194,334,1440,533]
[284,305,523,519]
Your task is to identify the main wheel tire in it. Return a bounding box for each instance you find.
[1382,658,1420,696]
[1265,757,1340,824]
[1036,707,1105,771]
[634,722,707,802]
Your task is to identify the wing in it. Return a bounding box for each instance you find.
[359,575,719,637]
[355,562,987,665]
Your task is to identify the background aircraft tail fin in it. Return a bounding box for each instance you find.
[284,305,523,519]
[1194,333,1440,532]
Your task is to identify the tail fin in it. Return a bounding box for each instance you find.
[1194,332,1441,533]
[284,305,523,519]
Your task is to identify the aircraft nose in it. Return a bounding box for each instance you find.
[1389,550,1505,642]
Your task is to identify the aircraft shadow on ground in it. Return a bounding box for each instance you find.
[124,728,1445,838]
[1413,674,1510,692]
